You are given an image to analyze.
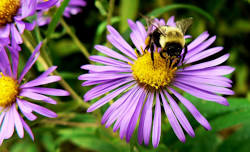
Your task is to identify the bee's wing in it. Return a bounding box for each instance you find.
[176,17,193,34]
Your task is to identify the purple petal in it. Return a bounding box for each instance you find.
[78,73,132,81]
[175,75,232,88]
[184,54,230,71]
[36,66,57,79]
[25,21,36,31]
[17,98,32,113]
[84,78,133,101]
[107,26,136,59]
[105,87,141,129]
[166,16,176,27]
[152,93,161,148]
[18,42,42,83]
[160,91,186,142]
[164,90,195,137]
[1,108,14,139]
[24,101,57,118]
[20,0,36,19]
[20,117,34,140]
[81,65,131,73]
[186,47,224,64]
[118,88,144,139]
[0,25,10,38]
[20,76,61,88]
[89,55,130,68]
[20,91,57,104]
[11,23,23,44]
[94,45,132,63]
[101,86,137,124]
[21,87,69,96]
[37,0,58,10]
[16,21,25,34]
[126,91,146,142]
[187,31,209,51]
[87,82,135,112]
[168,88,211,130]
[175,79,234,95]
[173,82,229,105]
[177,66,235,76]
[12,105,24,138]
[185,36,216,62]
[0,47,13,76]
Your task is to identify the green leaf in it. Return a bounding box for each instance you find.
[147,4,215,24]
[46,0,70,38]
[119,0,139,32]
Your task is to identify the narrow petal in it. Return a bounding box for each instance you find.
[169,88,211,130]
[89,55,130,67]
[187,31,209,51]
[184,54,230,71]
[175,79,234,95]
[0,47,12,76]
[126,92,146,142]
[20,76,61,88]
[81,65,131,73]
[78,73,132,81]
[21,87,69,96]
[152,93,161,148]
[177,66,235,76]
[87,82,135,112]
[160,91,186,142]
[12,105,24,138]
[173,82,229,105]
[164,90,195,137]
[20,117,34,140]
[36,66,57,79]
[19,91,57,104]
[166,16,176,27]
[94,45,132,63]
[185,36,216,62]
[24,101,57,118]
[186,47,223,64]
[11,24,23,44]
[18,42,42,83]
[0,24,10,38]
[84,77,133,101]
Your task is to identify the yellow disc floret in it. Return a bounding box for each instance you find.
[0,0,20,26]
[0,73,19,107]
[131,51,177,90]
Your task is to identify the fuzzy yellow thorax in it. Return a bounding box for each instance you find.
[0,73,19,107]
[0,0,20,26]
[131,51,177,90]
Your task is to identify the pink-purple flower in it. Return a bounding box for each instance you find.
[79,17,234,147]
[0,42,69,145]
[0,0,58,48]
[37,0,86,26]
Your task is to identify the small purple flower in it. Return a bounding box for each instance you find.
[37,0,86,26]
[0,42,69,145]
[0,0,58,48]
[79,16,234,147]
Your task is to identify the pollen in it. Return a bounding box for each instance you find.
[0,73,19,107]
[131,51,177,90]
[0,0,20,26]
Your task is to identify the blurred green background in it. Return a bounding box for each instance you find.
[1,0,250,151]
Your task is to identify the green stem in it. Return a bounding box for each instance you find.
[60,19,90,59]
[22,33,89,109]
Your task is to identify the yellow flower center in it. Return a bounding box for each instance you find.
[0,0,20,26]
[131,51,177,90]
[0,73,19,107]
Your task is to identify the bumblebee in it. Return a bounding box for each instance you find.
[144,17,193,66]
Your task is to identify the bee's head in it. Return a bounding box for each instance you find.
[163,42,183,56]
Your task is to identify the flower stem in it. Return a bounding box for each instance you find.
[22,33,89,109]
[60,19,90,59]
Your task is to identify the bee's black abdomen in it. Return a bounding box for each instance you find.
[164,42,183,56]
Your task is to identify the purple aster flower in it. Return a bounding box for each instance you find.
[79,16,235,148]
[0,42,69,145]
[37,0,86,26]
[0,0,58,48]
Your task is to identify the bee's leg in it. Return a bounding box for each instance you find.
[150,44,155,64]
[181,45,188,64]
[160,50,166,59]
